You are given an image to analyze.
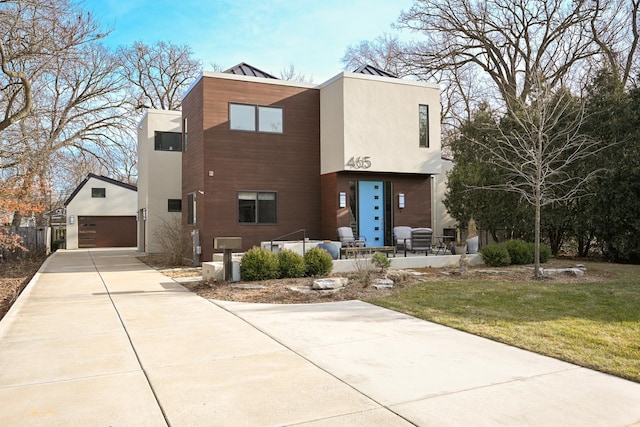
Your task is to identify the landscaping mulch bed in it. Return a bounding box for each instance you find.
[0,258,44,321]
[175,261,601,304]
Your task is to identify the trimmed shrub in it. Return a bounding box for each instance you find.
[479,243,511,267]
[304,247,333,277]
[371,252,391,273]
[504,239,534,265]
[240,247,279,281]
[277,250,306,278]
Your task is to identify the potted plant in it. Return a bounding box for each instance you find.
[451,227,467,255]
[466,218,479,254]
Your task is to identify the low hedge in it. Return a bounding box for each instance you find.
[480,240,552,267]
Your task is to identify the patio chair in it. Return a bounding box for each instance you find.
[393,226,413,256]
[410,228,433,255]
[337,227,366,248]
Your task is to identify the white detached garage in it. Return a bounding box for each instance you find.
[65,174,138,249]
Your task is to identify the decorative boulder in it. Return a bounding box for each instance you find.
[311,277,348,290]
[373,278,394,289]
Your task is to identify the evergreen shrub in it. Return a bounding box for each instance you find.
[304,247,333,277]
[277,250,306,278]
[240,247,279,281]
[504,239,534,265]
[479,243,511,267]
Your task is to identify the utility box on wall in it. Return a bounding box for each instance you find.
[213,237,242,250]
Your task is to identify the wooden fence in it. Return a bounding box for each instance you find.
[0,226,49,260]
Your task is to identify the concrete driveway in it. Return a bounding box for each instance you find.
[1,248,639,426]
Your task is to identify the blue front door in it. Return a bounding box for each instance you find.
[358,181,384,247]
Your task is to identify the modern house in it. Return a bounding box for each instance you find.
[173,63,442,262]
[65,174,137,249]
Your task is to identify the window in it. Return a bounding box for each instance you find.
[168,199,182,212]
[419,104,429,148]
[229,103,283,134]
[258,106,283,133]
[187,193,196,224]
[182,118,188,152]
[230,104,256,131]
[91,188,105,198]
[154,131,182,151]
[238,191,277,224]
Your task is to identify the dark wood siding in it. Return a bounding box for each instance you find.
[321,172,432,240]
[183,76,321,260]
[78,216,137,248]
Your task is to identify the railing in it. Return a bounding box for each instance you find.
[269,228,307,254]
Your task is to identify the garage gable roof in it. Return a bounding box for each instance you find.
[64,173,137,206]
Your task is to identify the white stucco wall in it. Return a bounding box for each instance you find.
[137,109,182,254]
[432,157,457,236]
[320,73,441,175]
[66,177,138,249]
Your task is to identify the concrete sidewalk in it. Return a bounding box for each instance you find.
[1,249,639,426]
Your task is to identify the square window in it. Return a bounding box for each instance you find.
[230,104,256,131]
[238,191,277,224]
[258,106,283,133]
[91,188,105,198]
[168,199,182,212]
[154,131,182,151]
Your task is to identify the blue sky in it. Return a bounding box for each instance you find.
[80,0,415,83]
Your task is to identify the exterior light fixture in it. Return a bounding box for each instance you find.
[69,215,75,224]
[398,193,405,209]
[142,208,147,220]
[339,192,347,208]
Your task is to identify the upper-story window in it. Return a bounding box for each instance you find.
[91,188,106,198]
[419,104,429,148]
[229,103,283,134]
[182,118,188,152]
[155,131,182,151]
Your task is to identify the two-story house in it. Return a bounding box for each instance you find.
[174,63,441,262]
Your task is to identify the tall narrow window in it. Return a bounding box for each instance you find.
[238,191,277,224]
[187,193,196,224]
[419,104,429,148]
[182,118,188,152]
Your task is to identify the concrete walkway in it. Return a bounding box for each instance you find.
[1,249,639,426]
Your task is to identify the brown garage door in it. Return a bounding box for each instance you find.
[78,216,137,248]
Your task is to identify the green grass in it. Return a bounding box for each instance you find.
[368,261,640,382]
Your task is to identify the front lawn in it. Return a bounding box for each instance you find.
[368,261,640,382]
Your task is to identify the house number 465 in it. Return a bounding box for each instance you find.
[346,156,371,169]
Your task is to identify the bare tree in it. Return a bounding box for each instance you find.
[588,0,640,87]
[2,43,129,225]
[342,34,413,77]
[397,0,608,110]
[279,64,315,84]
[116,41,202,111]
[474,83,605,278]
[0,0,104,131]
